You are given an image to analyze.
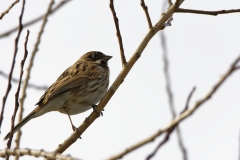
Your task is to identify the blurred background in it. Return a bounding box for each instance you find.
[0,0,240,159]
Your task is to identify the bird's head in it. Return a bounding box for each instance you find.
[80,51,112,66]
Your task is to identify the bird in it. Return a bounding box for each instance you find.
[4,51,112,140]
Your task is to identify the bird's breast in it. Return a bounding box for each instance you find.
[61,74,109,115]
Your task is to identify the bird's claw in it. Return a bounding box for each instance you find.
[72,126,82,139]
[72,125,77,132]
[92,105,103,116]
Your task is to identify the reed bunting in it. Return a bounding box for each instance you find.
[4,51,112,140]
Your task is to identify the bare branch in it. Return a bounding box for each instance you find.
[146,126,175,160]
[0,0,25,137]
[0,0,20,20]
[108,55,240,160]
[175,0,181,7]
[140,0,153,29]
[7,17,27,160]
[146,86,196,159]
[7,29,28,153]
[181,87,196,114]
[109,129,163,159]
[0,0,71,38]
[235,66,240,70]
[176,8,240,16]
[161,33,175,117]
[168,0,173,6]
[160,24,187,159]
[0,148,80,160]
[7,30,29,158]
[0,70,48,90]
[14,30,30,160]
[154,0,184,31]
[176,88,196,159]
[109,0,127,66]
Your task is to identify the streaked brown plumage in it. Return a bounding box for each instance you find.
[4,51,112,140]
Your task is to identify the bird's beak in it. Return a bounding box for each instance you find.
[104,55,113,61]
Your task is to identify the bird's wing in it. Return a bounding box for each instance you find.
[36,62,103,105]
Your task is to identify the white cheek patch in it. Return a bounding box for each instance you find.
[95,59,102,64]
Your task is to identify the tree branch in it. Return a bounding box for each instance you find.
[0,0,25,138]
[109,0,126,66]
[181,87,196,113]
[160,31,188,160]
[176,8,240,16]
[146,87,195,160]
[6,9,27,160]
[146,126,175,160]
[14,30,30,160]
[0,148,80,160]
[140,0,153,29]
[7,31,29,160]
[168,0,173,6]
[0,0,20,20]
[7,31,28,152]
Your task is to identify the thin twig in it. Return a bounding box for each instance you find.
[140,0,153,29]
[146,86,196,160]
[146,126,175,160]
[0,70,48,90]
[0,0,25,136]
[0,0,20,20]
[161,28,187,159]
[7,30,28,151]
[168,0,173,6]
[0,148,80,160]
[161,32,176,118]
[14,30,30,160]
[146,87,196,160]
[161,0,173,29]
[7,30,29,158]
[109,0,126,66]
[6,10,27,160]
[176,8,240,16]
[108,55,240,160]
[175,0,181,7]
[0,0,70,38]
[181,87,196,114]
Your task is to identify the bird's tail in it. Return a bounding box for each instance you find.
[4,109,38,140]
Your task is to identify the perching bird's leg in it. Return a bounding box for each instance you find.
[63,107,76,131]
[64,108,81,139]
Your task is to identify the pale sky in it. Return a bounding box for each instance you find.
[0,0,240,160]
